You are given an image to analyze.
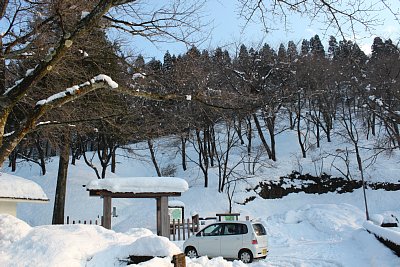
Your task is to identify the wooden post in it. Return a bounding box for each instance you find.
[156,196,169,238]
[177,219,181,240]
[172,253,186,267]
[187,219,191,238]
[182,219,186,240]
[172,219,176,241]
[192,214,199,232]
[103,196,112,229]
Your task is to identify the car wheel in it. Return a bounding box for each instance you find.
[185,247,198,258]
[239,249,253,263]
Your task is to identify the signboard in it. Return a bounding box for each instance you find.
[169,207,183,222]
[224,215,235,221]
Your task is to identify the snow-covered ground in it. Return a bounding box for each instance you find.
[1,125,400,266]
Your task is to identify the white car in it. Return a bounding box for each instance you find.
[183,220,268,263]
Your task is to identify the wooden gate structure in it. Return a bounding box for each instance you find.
[86,177,188,238]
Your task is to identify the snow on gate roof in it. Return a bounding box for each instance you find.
[0,173,49,202]
[86,177,189,194]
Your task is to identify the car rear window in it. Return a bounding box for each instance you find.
[252,223,267,236]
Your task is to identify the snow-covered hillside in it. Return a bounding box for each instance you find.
[1,125,400,266]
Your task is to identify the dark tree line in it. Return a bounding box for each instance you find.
[128,35,400,192]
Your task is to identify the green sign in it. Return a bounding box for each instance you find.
[169,207,183,222]
[224,215,235,221]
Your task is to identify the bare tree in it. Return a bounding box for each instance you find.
[0,0,207,167]
[238,0,399,38]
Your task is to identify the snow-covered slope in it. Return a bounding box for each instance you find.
[1,126,400,266]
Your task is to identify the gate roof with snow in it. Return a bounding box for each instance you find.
[0,173,49,217]
[86,177,188,238]
[86,177,188,197]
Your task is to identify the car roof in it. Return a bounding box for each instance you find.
[213,220,259,224]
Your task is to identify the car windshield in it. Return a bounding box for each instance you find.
[202,224,222,236]
[252,223,266,236]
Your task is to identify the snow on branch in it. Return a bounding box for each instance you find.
[35,75,118,107]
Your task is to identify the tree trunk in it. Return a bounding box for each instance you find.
[148,139,161,177]
[371,113,376,137]
[316,121,320,148]
[9,150,17,172]
[181,135,187,171]
[266,116,277,161]
[235,117,245,145]
[246,117,252,156]
[296,92,306,158]
[297,114,307,158]
[195,129,208,187]
[0,36,5,95]
[208,125,216,167]
[52,134,70,225]
[35,139,46,175]
[289,110,295,130]
[111,148,116,173]
[252,114,273,159]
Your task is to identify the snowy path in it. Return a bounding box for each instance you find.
[253,257,343,267]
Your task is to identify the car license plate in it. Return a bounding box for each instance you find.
[262,249,267,255]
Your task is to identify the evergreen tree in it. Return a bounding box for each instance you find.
[371,37,385,60]
[287,41,298,62]
[328,36,338,59]
[301,39,310,56]
[237,44,250,71]
[134,55,145,69]
[187,46,201,58]
[163,51,173,72]
[146,58,162,72]
[277,43,287,62]
[310,34,325,58]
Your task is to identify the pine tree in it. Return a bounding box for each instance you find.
[287,41,298,62]
[328,36,338,59]
[310,34,325,58]
[163,51,173,72]
[301,39,310,56]
[277,43,287,62]
[371,37,385,60]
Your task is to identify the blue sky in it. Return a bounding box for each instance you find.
[130,0,400,61]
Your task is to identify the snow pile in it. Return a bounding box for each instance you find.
[0,214,31,246]
[363,220,400,245]
[0,216,182,267]
[86,177,189,193]
[0,173,48,201]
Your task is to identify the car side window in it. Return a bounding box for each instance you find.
[238,224,248,234]
[201,224,222,236]
[221,223,248,235]
[222,224,236,235]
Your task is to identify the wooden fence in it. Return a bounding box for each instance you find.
[170,218,199,241]
[65,215,101,226]
[65,214,200,243]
